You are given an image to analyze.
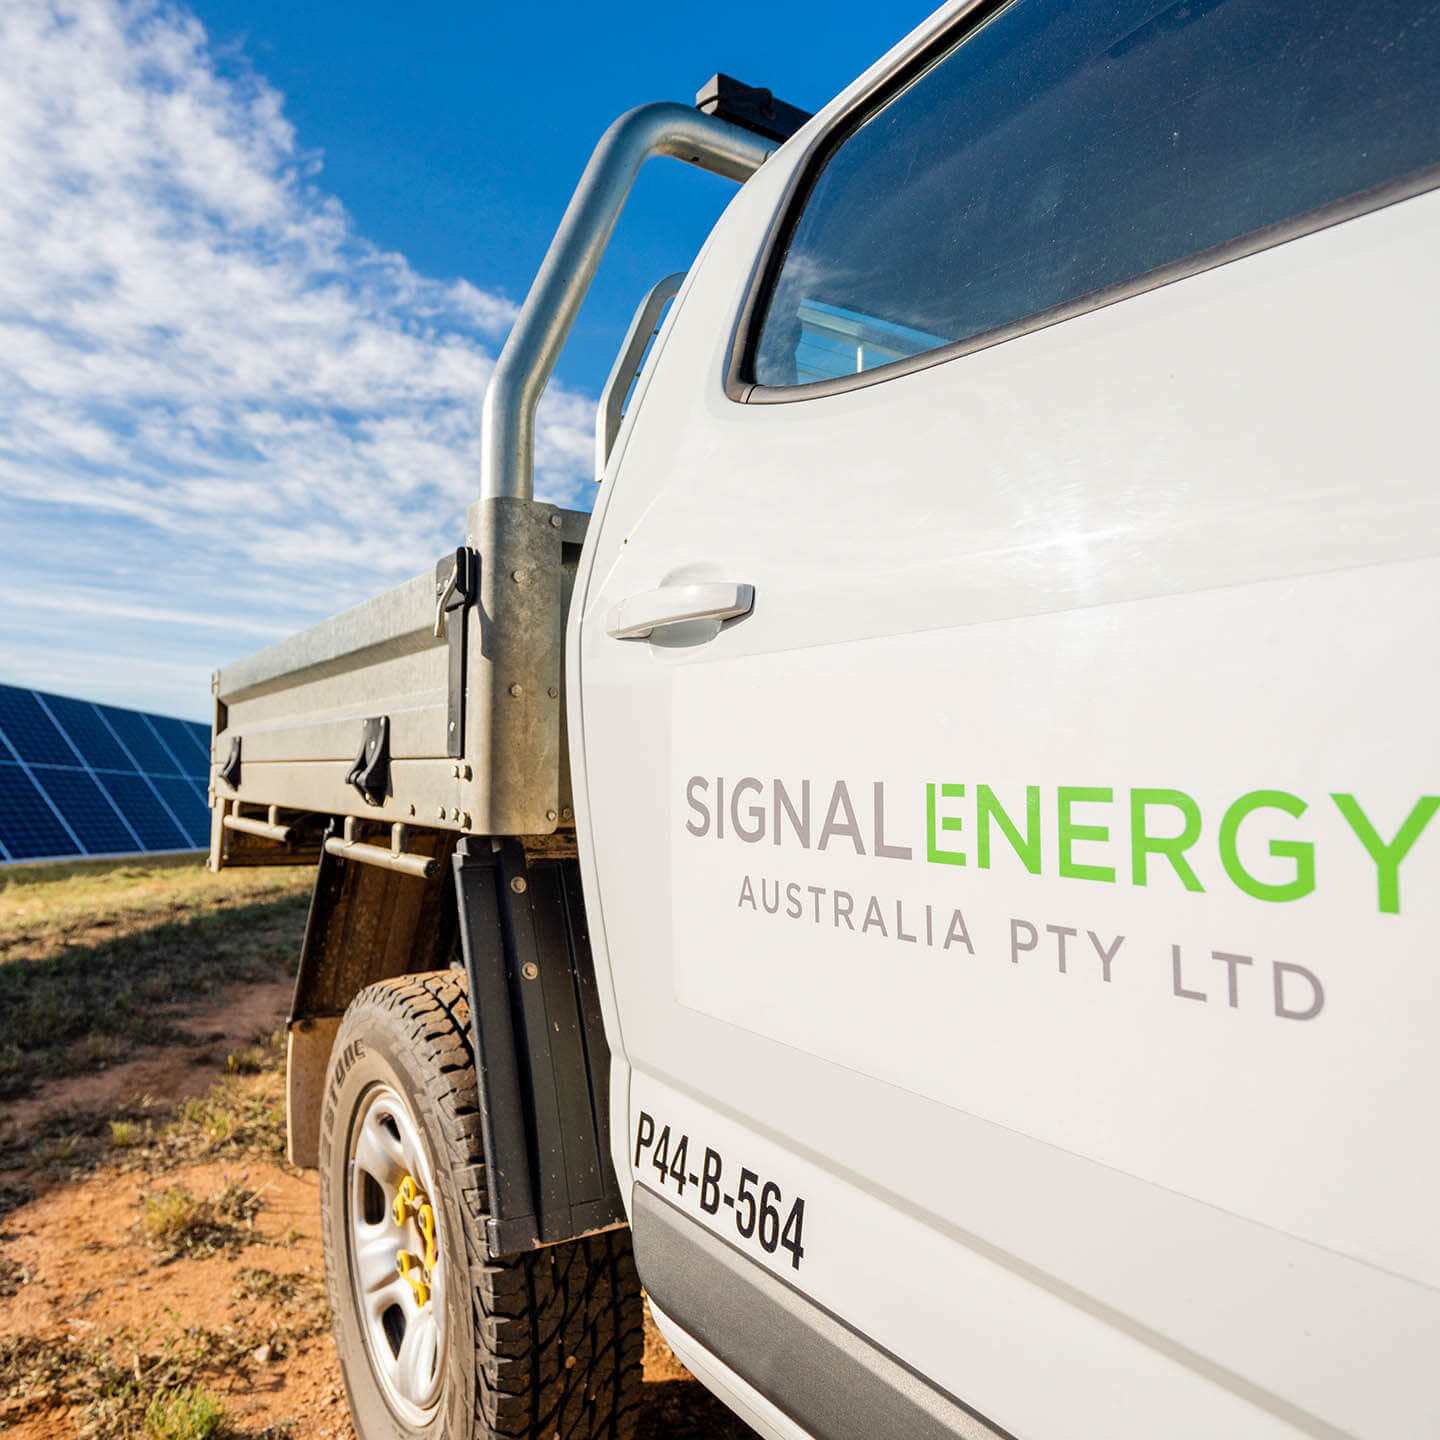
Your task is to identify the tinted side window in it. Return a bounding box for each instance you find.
[751,0,1440,388]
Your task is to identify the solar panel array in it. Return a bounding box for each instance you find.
[0,683,211,863]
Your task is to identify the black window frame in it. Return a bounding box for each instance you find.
[724,0,1440,405]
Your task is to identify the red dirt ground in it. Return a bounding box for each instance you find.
[0,985,754,1439]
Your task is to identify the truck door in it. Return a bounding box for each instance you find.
[572,3,1440,1437]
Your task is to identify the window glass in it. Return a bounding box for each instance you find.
[752,0,1440,387]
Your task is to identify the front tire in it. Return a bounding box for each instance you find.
[319,972,644,1440]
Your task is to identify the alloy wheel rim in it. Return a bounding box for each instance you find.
[346,1082,448,1423]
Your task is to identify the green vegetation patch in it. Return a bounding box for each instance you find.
[0,1032,290,1210]
[144,1383,229,1440]
[143,1178,266,1260]
[169,1035,289,1162]
[0,1324,301,1439]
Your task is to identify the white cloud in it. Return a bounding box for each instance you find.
[0,0,596,719]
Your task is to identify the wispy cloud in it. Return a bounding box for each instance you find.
[0,0,595,718]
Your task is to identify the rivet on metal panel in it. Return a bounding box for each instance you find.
[509,683,523,698]
[511,569,526,584]
[451,807,461,822]
[547,686,559,699]
[510,876,527,894]
[451,763,461,778]
[408,804,416,817]
[549,513,562,528]
[561,807,573,821]
[436,807,447,821]
[521,962,539,980]
[546,810,557,822]
[461,813,471,829]
[460,764,471,780]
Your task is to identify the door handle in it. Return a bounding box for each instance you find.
[606,582,754,640]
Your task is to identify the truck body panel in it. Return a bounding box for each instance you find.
[210,503,590,863]
[206,0,1440,1434]
[569,80,1440,1440]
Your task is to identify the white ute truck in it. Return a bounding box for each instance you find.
[206,1,1440,1437]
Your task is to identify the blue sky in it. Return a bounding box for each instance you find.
[184,1,939,396]
[0,0,934,721]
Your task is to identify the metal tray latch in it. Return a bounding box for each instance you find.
[346,715,391,806]
[218,734,242,790]
[434,547,476,760]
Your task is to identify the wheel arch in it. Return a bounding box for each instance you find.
[287,828,461,1169]
[287,828,627,1260]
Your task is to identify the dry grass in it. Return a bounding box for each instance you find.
[142,1179,265,1261]
[232,1267,330,1339]
[0,854,311,962]
[0,856,752,1440]
[0,858,339,1440]
[170,1035,290,1159]
[0,858,309,1097]
[0,1326,300,1439]
[0,1028,321,1438]
[0,1029,293,1216]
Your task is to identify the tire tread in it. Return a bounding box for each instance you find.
[327,971,643,1440]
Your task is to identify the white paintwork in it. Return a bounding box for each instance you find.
[568,5,1440,1436]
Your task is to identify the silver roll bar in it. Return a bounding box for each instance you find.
[478,102,777,504]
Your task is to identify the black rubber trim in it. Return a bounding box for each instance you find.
[632,1185,1015,1440]
[722,0,1440,406]
[453,838,626,1256]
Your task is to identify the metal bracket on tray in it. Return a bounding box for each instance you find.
[434,548,476,759]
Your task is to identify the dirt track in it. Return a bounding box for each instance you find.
[0,860,754,1439]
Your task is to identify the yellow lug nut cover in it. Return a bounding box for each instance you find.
[393,1173,422,1227]
[416,1199,438,1271]
[396,1249,430,1308]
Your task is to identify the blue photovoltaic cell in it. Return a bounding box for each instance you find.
[151,775,211,848]
[42,693,137,772]
[98,705,181,775]
[0,685,83,767]
[31,765,137,856]
[0,761,78,860]
[185,721,212,761]
[95,771,189,851]
[149,714,209,771]
[1,685,212,863]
